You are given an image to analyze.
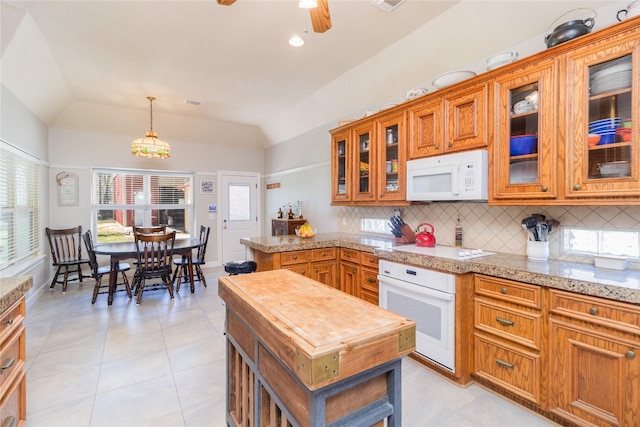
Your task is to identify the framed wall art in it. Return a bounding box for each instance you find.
[200,180,215,195]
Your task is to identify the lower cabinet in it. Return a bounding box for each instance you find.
[309,248,338,289]
[548,289,640,427]
[359,253,379,305]
[339,248,360,297]
[0,297,26,427]
[473,275,544,405]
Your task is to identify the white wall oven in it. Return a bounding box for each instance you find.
[378,260,456,372]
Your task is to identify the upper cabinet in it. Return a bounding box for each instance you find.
[331,129,351,202]
[564,35,640,200]
[409,83,488,159]
[376,111,407,202]
[491,59,558,201]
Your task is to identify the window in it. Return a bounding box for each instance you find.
[0,140,40,273]
[562,226,640,259]
[92,168,194,243]
[360,218,393,235]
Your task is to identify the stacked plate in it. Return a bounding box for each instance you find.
[589,117,621,145]
[590,59,632,95]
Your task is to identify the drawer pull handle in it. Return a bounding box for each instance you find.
[495,358,514,369]
[626,351,636,359]
[500,288,507,294]
[314,268,318,273]
[2,319,13,325]
[589,307,598,315]
[2,416,15,427]
[367,278,376,284]
[293,255,298,260]
[1,358,14,371]
[496,317,515,327]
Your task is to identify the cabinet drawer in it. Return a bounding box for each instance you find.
[0,327,24,393]
[279,250,310,266]
[474,333,541,404]
[310,248,336,262]
[360,288,379,305]
[0,369,25,427]
[475,299,542,350]
[360,268,379,293]
[340,248,359,263]
[0,300,24,344]
[285,264,309,277]
[475,275,542,309]
[359,253,378,268]
[549,289,640,335]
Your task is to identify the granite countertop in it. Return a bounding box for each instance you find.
[241,233,640,305]
[0,276,33,312]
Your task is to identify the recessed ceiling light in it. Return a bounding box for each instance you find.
[289,35,305,47]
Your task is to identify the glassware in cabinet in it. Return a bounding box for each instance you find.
[331,130,351,202]
[377,112,406,201]
[353,123,375,201]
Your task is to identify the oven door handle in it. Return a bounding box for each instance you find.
[378,276,454,302]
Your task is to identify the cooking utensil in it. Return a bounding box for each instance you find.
[544,8,596,48]
[389,222,403,238]
[537,223,549,241]
[415,223,436,247]
[547,219,560,234]
[522,216,538,241]
[532,213,546,223]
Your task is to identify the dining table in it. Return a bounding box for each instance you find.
[94,237,202,305]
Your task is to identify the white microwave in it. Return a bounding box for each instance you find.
[406,149,488,202]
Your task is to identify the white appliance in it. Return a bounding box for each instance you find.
[406,149,488,202]
[378,260,457,372]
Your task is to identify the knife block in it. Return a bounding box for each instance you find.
[395,225,415,243]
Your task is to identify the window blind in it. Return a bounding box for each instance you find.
[0,140,41,271]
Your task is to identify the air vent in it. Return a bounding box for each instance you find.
[372,0,407,12]
[184,98,205,107]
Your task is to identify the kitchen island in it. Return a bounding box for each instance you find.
[218,269,416,426]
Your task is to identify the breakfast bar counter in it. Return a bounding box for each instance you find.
[218,269,416,426]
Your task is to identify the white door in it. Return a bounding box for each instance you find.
[219,172,260,263]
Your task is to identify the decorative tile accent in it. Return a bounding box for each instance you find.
[337,204,640,270]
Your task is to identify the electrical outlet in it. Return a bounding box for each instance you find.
[342,217,347,226]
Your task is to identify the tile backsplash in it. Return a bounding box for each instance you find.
[336,204,640,270]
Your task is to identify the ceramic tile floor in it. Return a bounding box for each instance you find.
[25,267,557,426]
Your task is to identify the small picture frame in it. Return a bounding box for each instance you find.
[200,180,214,194]
[56,172,79,207]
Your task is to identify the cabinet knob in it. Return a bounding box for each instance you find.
[353,268,357,274]
[626,350,636,359]
[380,194,384,198]
[541,186,548,192]
[448,142,453,148]
[367,278,376,284]
[434,145,440,150]
[2,319,13,325]
[500,287,507,294]
[314,268,318,273]
[589,307,598,315]
[573,184,581,191]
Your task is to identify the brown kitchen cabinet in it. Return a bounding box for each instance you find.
[331,129,352,202]
[548,289,640,427]
[563,33,640,200]
[339,248,360,297]
[375,111,407,202]
[359,252,379,305]
[408,83,488,160]
[353,121,376,202]
[309,248,338,289]
[491,59,559,202]
[0,297,26,427]
[473,275,544,405]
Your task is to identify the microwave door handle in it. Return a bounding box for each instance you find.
[451,165,460,196]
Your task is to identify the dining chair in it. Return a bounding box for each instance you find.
[172,225,210,292]
[45,226,91,292]
[134,231,176,305]
[83,230,132,304]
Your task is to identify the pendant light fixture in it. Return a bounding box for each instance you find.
[131,96,171,159]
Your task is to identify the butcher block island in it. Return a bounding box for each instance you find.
[218,269,416,427]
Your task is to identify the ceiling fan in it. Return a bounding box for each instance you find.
[216,0,332,33]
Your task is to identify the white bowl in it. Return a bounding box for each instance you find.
[401,88,429,102]
[337,119,354,126]
[432,70,476,89]
[378,103,398,112]
[486,51,519,70]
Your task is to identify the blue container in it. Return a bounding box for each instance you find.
[510,135,538,156]
[598,133,616,145]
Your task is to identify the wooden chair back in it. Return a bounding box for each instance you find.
[195,225,211,262]
[133,225,167,235]
[135,231,176,277]
[82,230,100,277]
[46,226,85,265]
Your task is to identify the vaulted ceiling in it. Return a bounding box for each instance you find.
[1,1,613,146]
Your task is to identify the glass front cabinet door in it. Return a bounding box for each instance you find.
[492,59,558,201]
[377,112,406,202]
[353,121,376,201]
[565,36,640,199]
[331,129,351,203]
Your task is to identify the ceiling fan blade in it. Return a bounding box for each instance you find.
[309,0,332,33]
[217,0,236,5]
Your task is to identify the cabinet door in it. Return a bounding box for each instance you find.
[549,318,639,426]
[311,260,337,289]
[340,261,359,297]
[331,130,351,202]
[444,83,489,153]
[408,98,444,158]
[492,60,558,201]
[359,267,379,305]
[377,112,406,201]
[565,38,640,198]
[352,122,376,201]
